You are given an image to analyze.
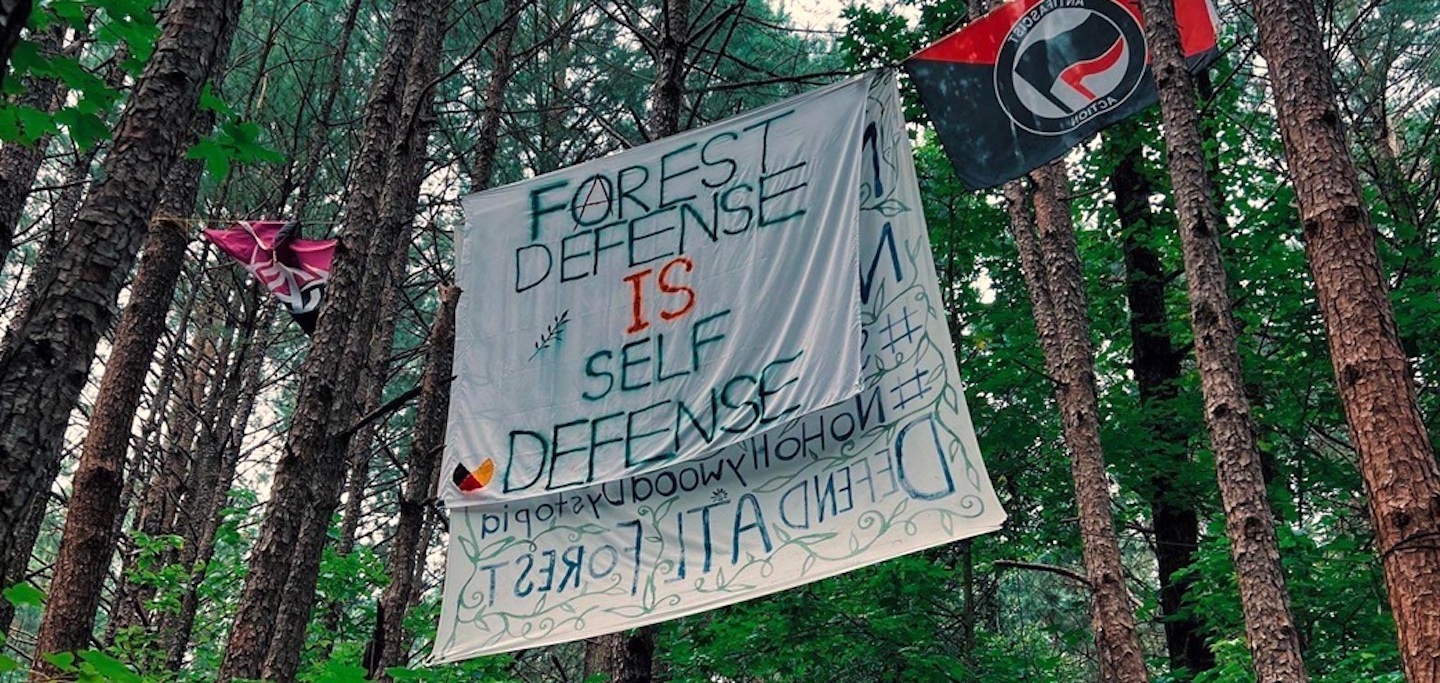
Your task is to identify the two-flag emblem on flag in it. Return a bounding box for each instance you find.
[905,0,1221,189]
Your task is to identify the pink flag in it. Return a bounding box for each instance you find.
[203,220,336,334]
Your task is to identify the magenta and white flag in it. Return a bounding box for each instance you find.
[204,220,336,333]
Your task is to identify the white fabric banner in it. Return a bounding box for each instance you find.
[431,72,1006,663]
[443,77,872,506]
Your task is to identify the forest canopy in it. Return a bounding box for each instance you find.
[0,0,1437,680]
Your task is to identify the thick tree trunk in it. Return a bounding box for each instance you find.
[219,0,441,677]
[1025,162,1150,683]
[1252,0,1440,680]
[1138,2,1310,680]
[260,12,442,677]
[29,215,191,679]
[0,0,243,579]
[1107,122,1212,678]
[373,285,458,680]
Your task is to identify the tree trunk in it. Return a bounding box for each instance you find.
[373,285,458,680]
[1252,0,1440,680]
[1107,121,1212,678]
[0,23,67,265]
[468,0,522,189]
[0,0,243,580]
[219,0,440,677]
[1025,162,1150,683]
[162,305,271,668]
[29,215,191,679]
[288,0,363,220]
[584,2,691,673]
[1138,2,1311,680]
[260,9,443,676]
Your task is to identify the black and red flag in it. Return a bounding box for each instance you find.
[203,220,336,334]
[904,0,1220,190]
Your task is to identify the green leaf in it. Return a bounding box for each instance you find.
[0,654,19,673]
[77,650,141,683]
[15,105,56,142]
[3,582,45,608]
[40,652,76,673]
[49,0,89,29]
[54,109,110,151]
[199,82,235,117]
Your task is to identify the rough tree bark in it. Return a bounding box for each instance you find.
[0,23,67,265]
[373,285,458,680]
[218,0,439,677]
[1024,162,1151,683]
[1106,120,1212,677]
[259,8,443,678]
[1251,0,1440,680]
[1136,2,1310,680]
[0,0,243,579]
[28,218,191,679]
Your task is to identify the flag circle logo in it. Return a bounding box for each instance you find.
[994,0,1147,136]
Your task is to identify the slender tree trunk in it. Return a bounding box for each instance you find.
[0,0,244,578]
[29,215,191,678]
[373,285,458,680]
[1252,0,1440,680]
[469,0,522,189]
[288,0,363,220]
[1025,162,1151,683]
[108,315,221,639]
[1138,2,1311,680]
[219,0,440,677]
[1107,122,1212,678]
[0,23,67,265]
[162,305,271,668]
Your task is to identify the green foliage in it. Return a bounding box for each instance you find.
[185,85,288,181]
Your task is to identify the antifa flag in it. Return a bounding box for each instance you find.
[905,0,1220,189]
[203,220,336,334]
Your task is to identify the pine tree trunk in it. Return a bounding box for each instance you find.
[29,215,191,678]
[584,627,656,683]
[1138,2,1311,680]
[468,0,522,189]
[1252,0,1440,679]
[1107,122,1212,677]
[288,0,362,220]
[373,285,458,680]
[219,0,440,677]
[161,306,268,668]
[1026,162,1151,683]
[0,23,67,265]
[0,0,243,580]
